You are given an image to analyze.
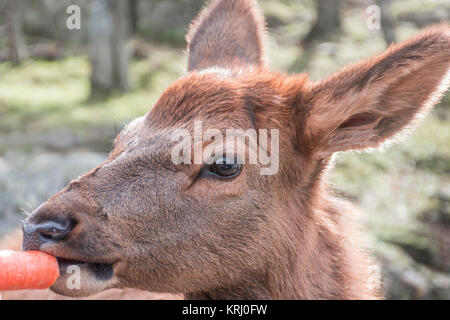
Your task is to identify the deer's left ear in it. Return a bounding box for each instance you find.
[186,0,266,72]
[301,25,450,155]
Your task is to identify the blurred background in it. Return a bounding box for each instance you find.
[0,0,449,299]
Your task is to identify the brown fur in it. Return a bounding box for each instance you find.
[1,0,449,300]
[186,0,266,71]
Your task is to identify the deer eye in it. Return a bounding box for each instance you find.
[209,157,241,178]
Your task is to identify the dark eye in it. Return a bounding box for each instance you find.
[209,157,241,178]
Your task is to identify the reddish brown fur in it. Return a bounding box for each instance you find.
[1,0,449,300]
[186,0,266,71]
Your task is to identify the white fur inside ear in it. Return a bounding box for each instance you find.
[424,67,450,113]
[382,64,450,150]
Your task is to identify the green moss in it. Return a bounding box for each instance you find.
[0,50,185,133]
[390,0,449,17]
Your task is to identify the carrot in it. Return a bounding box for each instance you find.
[0,250,60,291]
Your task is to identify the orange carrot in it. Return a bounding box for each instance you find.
[0,250,60,291]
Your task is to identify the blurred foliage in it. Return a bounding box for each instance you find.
[0,0,449,299]
[0,48,185,133]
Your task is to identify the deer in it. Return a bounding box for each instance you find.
[1,0,449,300]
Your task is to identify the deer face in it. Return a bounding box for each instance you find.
[22,0,449,298]
[22,71,294,297]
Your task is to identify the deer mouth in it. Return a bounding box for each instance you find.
[56,257,115,281]
[50,256,118,297]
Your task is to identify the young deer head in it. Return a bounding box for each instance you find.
[22,0,449,299]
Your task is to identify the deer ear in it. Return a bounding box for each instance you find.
[186,0,266,72]
[301,25,450,155]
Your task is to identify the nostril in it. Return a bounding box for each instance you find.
[35,220,74,241]
[22,219,75,251]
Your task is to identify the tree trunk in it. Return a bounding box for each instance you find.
[129,0,138,35]
[89,0,130,99]
[376,0,396,45]
[302,0,341,46]
[111,0,130,92]
[6,0,26,65]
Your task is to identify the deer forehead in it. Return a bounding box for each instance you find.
[111,116,251,166]
[112,71,291,163]
[146,72,260,129]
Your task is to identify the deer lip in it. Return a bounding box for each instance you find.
[56,257,86,267]
[56,257,116,281]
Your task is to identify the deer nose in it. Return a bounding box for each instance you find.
[22,219,74,251]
